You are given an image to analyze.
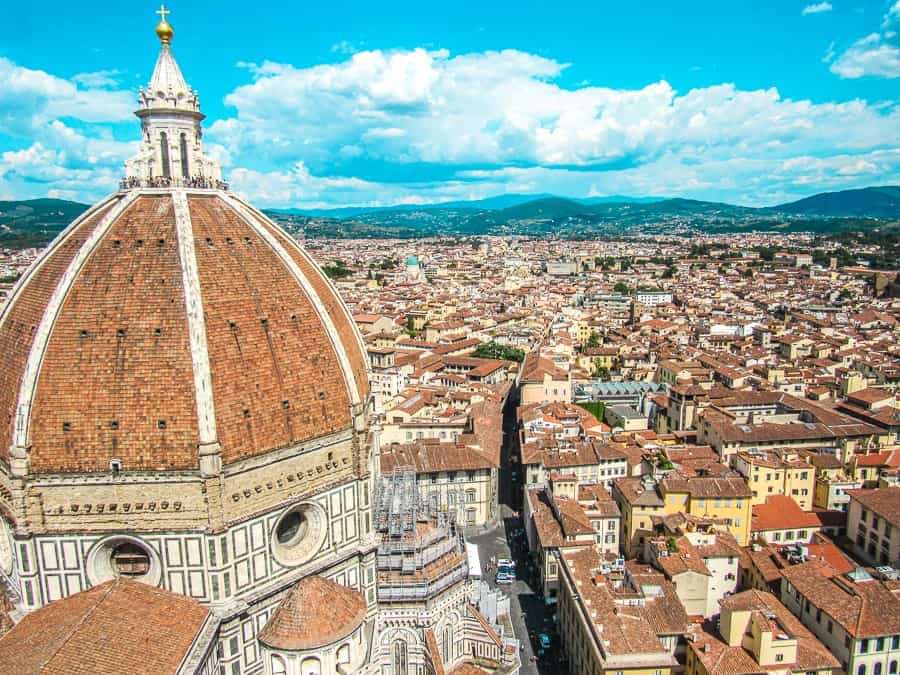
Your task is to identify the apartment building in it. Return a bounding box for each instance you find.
[557,548,685,675]
[686,589,839,675]
[846,487,900,567]
[734,449,815,510]
[644,517,741,618]
[750,495,824,546]
[659,474,753,545]
[810,454,863,511]
[781,562,900,675]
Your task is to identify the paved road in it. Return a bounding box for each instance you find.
[468,511,564,675]
[464,389,567,675]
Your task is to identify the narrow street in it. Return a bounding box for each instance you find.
[464,387,565,675]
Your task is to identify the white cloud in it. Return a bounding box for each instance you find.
[831,1,900,78]
[211,47,899,181]
[71,69,122,88]
[331,40,365,55]
[1,44,898,208]
[802,2,833,15]
[0,57,134,200]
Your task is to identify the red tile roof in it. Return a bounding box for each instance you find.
[259,576,366,650]
[0,578,209,675]
[751,495,822,533]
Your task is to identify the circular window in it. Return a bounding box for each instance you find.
[111,542,151,577]
[276,510,309,546]
[271,503,327,568]
[86,536,161,586]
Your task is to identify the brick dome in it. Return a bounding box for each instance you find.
[0,189,368,474]
[258,575,367,650]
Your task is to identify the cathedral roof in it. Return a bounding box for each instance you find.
[258,575,367,650]
[0,578,210,674]
[0,191,368,473]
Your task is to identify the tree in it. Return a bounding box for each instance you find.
[591,360,610,379]
[742,267,754,278]
[613,282,629,294]
[404,315,417,337]
[586,331,601,349]
[323,259,352,279]
[472,341,525,363]
[661,266,676,279]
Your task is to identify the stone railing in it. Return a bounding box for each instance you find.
[119,176,229,191]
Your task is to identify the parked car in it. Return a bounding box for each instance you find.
[539,633,551,649]
[495,571,513,584]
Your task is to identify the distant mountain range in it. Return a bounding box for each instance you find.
[1,186,898,247]
[271,185,900,239]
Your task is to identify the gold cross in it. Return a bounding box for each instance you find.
[156,4,170,23]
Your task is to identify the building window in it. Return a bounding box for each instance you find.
[392,641,408,675]
[111,542,150,577]
[890,662,897,675]
[179,132,190,178]
[775,654,784,662]
[159,131,171,178]
[861,639,870,654]
[878,638,886,652]
[300,656,321,675]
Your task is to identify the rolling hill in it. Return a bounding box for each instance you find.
[0,199,90,249]
[2,186,898,247]
[772,186,900,218]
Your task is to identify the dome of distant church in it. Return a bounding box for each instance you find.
[406,255,419,266]
[0,15,368,475]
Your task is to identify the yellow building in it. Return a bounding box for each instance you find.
[659,475,752,545]
[611,476,667,558]
[733,449,815,510]
[686,589,839,675]
[809,453,862,510]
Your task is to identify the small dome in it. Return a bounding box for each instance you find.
[259,576,367,650]
[406,255,419,265]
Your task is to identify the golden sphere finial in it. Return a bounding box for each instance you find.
[155,4,174,44]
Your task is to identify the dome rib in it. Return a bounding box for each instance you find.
[171,190,218,452]
[12,192,139,463]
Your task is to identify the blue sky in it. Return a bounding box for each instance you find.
[2,1,899,208]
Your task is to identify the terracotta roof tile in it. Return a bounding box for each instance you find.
[0,578,209,675]
[259,576,366,650]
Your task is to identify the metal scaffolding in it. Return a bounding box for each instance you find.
[374,466,468,605]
